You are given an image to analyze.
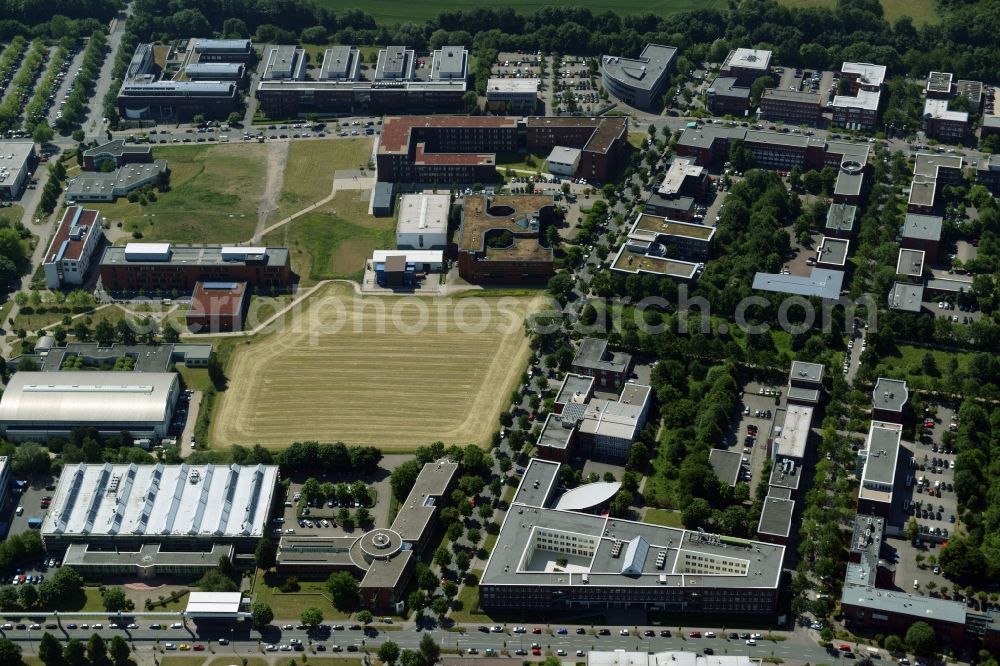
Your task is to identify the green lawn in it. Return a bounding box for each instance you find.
[316,0,725,24]
[777,0,939,24]
[0,203,24,225]
[643,508,684,528]
[497,152,546,175]
[91,143,267,244]
[450,570,490,624]
[264,190,393,285]
[270,138,374,224]
[206,659,269,666]
[874,343,976,390]
[253,572,350,621]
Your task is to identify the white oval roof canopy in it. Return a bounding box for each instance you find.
[553,481,621,511]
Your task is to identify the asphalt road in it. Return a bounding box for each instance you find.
[0,621,870,665]
[83,7,131,141]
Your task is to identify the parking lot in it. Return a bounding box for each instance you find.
[729,381,784,488]
[890,404,961,595]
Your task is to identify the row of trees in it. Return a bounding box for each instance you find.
[276,440,383,476]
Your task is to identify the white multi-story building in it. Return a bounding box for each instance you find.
[42,206,105,288]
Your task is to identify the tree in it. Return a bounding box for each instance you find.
[681,497,712,529]
[109,636,130,666]
[12,442,51,476]
[0,639,22,666]
[17,582,38,609]
[326,571,360,610]
[32,123,54,145]
[419,632,440,666]
[87,634,107,665]
[357,610,373,626]
[196,568,238,592]
[905,621,936,656]
[38,632,61,666]
[255,538,277,569]
[433,547,452,568]
[379,640,401,666]
[51,566,83,598]
[455,551,471,574]
[250,601,273,629]
[547,272,574,303]
[226,111,242,127]
[390,459,422,501]
[300,607,324,628]
[431,595,450,618]
[95,319,115,346]
[884,634,904,655]
[400,649,424,666]
[63,639,86,666]
[101,586,130,612]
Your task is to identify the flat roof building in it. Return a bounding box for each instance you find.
[486,78,539,112]
[187,281,249,333]
[42,206,105,289]
[896,248,925,279]
[572,338,632,390]
[480,458,785,614]
[67,160,168,203]
[815,236,850,269]
[256,44,468,117]
[721,48,772,87]
[82,139,153,170]
[601,44,677,110]
[873,378,908,421]
[825,204,857,238]
[709,448,742,487]
[770,404,814,462]
[752,267,844,299]
[262,46,306,81]
[396,193,449,250]
[42,463,278,553]
[900,213,943,262]
[706,76,750,116]
[888,282,925,313]
[525,116,629,183]
[0,140,38,200]
[99,243,290,293]
[858,421,903,516]
[757,496,795,544]
[457,193,556,284]
[191,39,253,62]
[183,62,245,81]
[546,146,582,178]
[0,371,180,441]
[10,342,212,373]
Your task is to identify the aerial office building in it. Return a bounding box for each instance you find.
[601,44,677,110]
[0,140,38,200]
[117,44,239,120]
[395,194,449,249]
[256,45,468,117]
[480,459,785,613]
[42,206,105,289]
[0,371,180,441]
[457,193,557,284]
[99,243,291,293]
[721,48,772,87]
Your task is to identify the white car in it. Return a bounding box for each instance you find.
[577,651,586,657]
[513,627,526,633]
[751,633,763,640]
[557,650,567,656]
[265,644,277,651]
[746,639,757,646]
[165,643,177,650]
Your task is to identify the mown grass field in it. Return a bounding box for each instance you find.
[90,143,266,244]
[264,189,393,284]
[777,0,939,24]
[251,572,351,620]
[211,283,540,450]
[269,137,373,224]
[643,507,684,528]
[873,343,976,390]
[318,0,725,23]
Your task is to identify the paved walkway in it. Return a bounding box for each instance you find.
[253,169,375,243]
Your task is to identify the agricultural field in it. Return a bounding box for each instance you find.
[264,189,393,284]
[269,137,373,224]
[211,283,540,450]
[777,0,939,24]
[90,143,267,244]
[324,0,725,24]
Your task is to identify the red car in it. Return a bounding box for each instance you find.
[532,648,541,656]
[839,644,851,652]
[532,628,541,634]
[689,631,701,638]
[193,644,205,651]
